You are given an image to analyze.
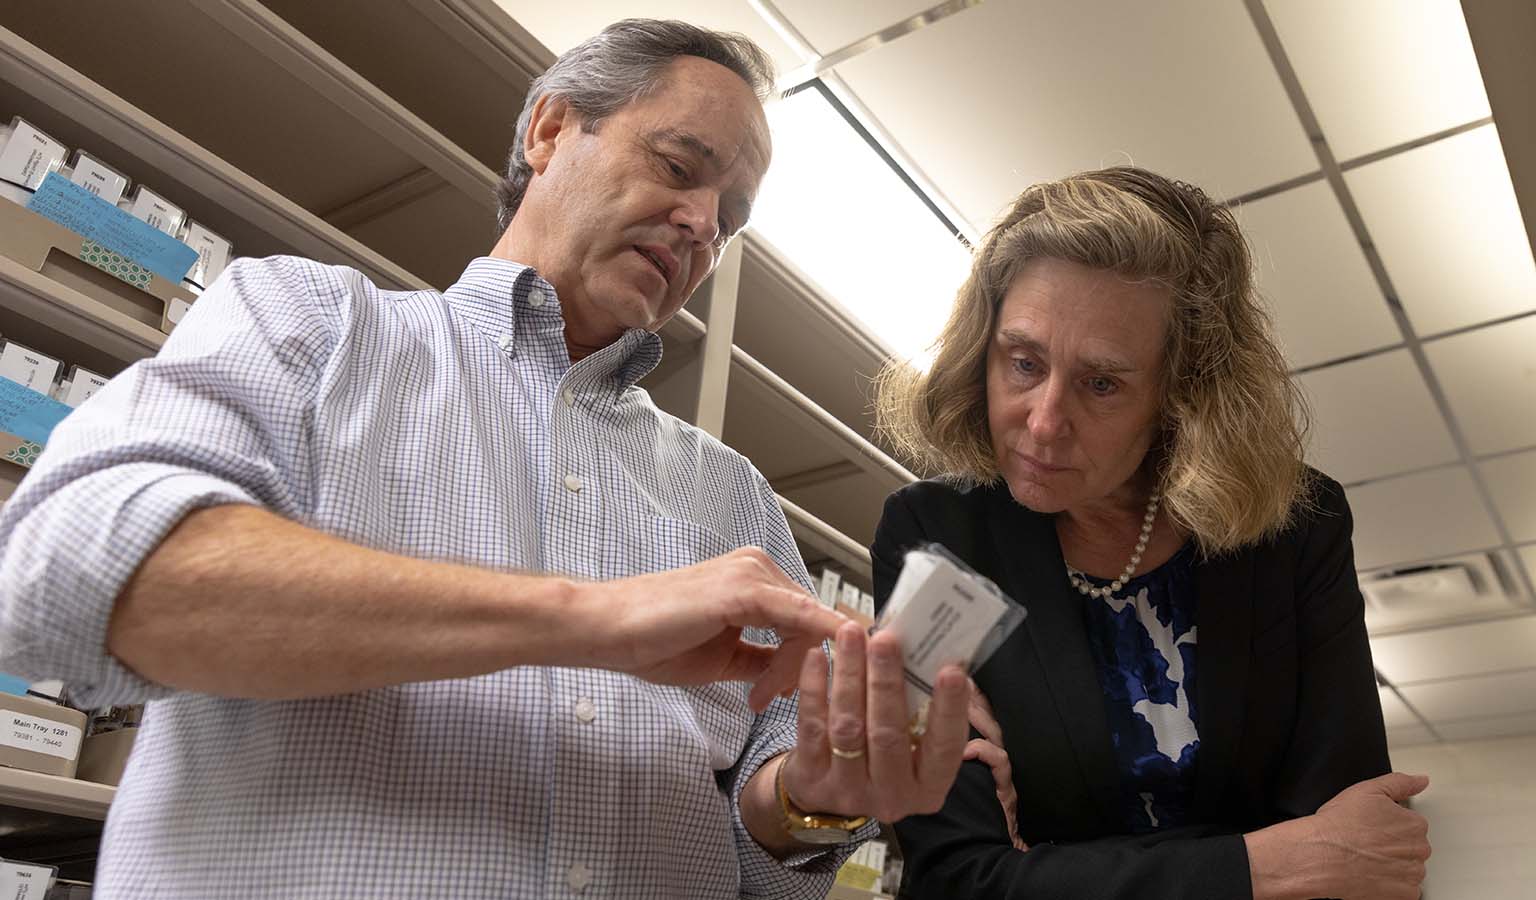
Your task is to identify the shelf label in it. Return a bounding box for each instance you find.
[26,172,197,282]
[0,709,82,760]
[0,378,73,446]
[0,860,55,899]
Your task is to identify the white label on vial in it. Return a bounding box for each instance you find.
[61,370,109,407]
[167,297,193,325]
[0,709,82,760]
[129,188,184,235]
[68,154,129,205]
[0,861,54,899]
[0,343,61,392]
[0,119,66,190]
[182,221,232,287]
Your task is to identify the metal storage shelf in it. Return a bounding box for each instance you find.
[0,768,114,821]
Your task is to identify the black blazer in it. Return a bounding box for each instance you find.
[872,474,1390,900]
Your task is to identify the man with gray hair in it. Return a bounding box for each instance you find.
[0,18,972,898]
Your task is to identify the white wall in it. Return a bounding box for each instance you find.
[1390,734,1536,900]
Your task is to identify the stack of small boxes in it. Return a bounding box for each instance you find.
[0,115,233,300]
[816,569,876,628]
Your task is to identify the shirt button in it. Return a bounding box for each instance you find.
[567,862,592,891]
[563,474,583,493]
[562,388,575,407]
[527,288,547,308]
[496,334,513,353]
[574,697,596,724]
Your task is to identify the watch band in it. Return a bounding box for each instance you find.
[775,755,870,845]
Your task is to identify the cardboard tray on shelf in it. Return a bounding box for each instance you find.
[0,198,194,336]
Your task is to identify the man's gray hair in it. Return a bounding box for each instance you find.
[495,19,777,233]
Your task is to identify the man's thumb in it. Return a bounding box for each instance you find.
[1374,771,1431,802]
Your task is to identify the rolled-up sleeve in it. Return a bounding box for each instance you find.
[729,471,879,898]
[0,256,336,707]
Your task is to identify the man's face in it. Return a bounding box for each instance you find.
[519,56,771,340]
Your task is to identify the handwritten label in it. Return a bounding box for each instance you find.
[25,172,197,281]
[0,377,74,445]
[0,709,82,760]
[0,119,65,190]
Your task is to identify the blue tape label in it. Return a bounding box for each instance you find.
[0,376,74,445]
[26,172,198,282]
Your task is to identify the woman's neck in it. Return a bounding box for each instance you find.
[1055,477,1183,580]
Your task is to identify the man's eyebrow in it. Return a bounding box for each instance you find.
[652,128,720,166]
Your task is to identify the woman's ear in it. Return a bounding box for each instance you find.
[524,94,576,176]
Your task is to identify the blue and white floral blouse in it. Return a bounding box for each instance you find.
[1077,543,1201,833]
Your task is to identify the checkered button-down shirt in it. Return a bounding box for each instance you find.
[0,255,848,898]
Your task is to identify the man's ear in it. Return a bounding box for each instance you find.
[524,94,577,175]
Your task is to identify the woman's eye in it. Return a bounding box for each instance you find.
[666,159,688,179]
[1012,358,1037,376]
[1088,376,1117,395]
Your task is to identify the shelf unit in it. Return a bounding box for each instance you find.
[0,0,918,588]
[0,768,113,822]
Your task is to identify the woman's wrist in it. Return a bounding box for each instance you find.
[1244,817,1332,900]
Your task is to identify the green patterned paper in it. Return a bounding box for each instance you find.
[79,238,154,290]
[2,438,42,468]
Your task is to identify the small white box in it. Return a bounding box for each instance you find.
[67,149,130,206]
[125,184,184,235]
[180,219,232,289]
[0,341,62,393]
[817,569,842,610]
[57,365,109,408]
[0,117,67,193]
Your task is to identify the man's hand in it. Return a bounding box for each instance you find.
[780,622,971,823]
[573,547,847,710]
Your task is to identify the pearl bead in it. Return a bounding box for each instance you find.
[1066,489,1161,602]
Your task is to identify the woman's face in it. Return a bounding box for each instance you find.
[986,257,1171,514]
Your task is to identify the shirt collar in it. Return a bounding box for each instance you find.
[443,257,663,393]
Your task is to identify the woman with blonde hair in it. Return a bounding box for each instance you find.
[871,167,1430,899]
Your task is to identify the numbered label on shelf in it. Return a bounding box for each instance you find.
[0,709,82,760]
[0,860,56,899]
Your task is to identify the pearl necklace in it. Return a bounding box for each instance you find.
[1066,491,1161,600]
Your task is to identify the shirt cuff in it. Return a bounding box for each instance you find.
[731,705,876,898]
[0,462,258,707]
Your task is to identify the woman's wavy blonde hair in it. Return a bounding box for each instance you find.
[875,166,1312,555]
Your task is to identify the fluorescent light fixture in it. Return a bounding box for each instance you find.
[749,83,972,364]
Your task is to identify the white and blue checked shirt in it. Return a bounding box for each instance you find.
[0,255,849,898]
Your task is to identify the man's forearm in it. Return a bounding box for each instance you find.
[108,504,583,699]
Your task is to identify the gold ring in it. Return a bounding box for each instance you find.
[830,745,866,760]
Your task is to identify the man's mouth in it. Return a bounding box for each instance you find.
[635,246,670,282]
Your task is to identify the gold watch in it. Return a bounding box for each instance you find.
[775,757,869,845]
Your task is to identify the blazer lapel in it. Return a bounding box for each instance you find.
[985,486,1123,827]
[1193,548,1256,818]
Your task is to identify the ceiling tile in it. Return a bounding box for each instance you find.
[1370,614,1536,685]
[1345,125,1536,336]
[1435,711,1536,742]
[1385,724,1438,748]
[495,0,804,69]
[1299,350,1458,485]
[1379,687,1420,730]
[1400,669,1536,723]
[1346,467,1502,570]
[1481,451,1536,544]
[1424,315,1536,456]
[833,0,1317,230]
[1263,0,1490,160]
[770,0,939,54]
[1235,181,1399,369]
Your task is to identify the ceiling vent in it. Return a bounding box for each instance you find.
[1359,551,1530,635]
